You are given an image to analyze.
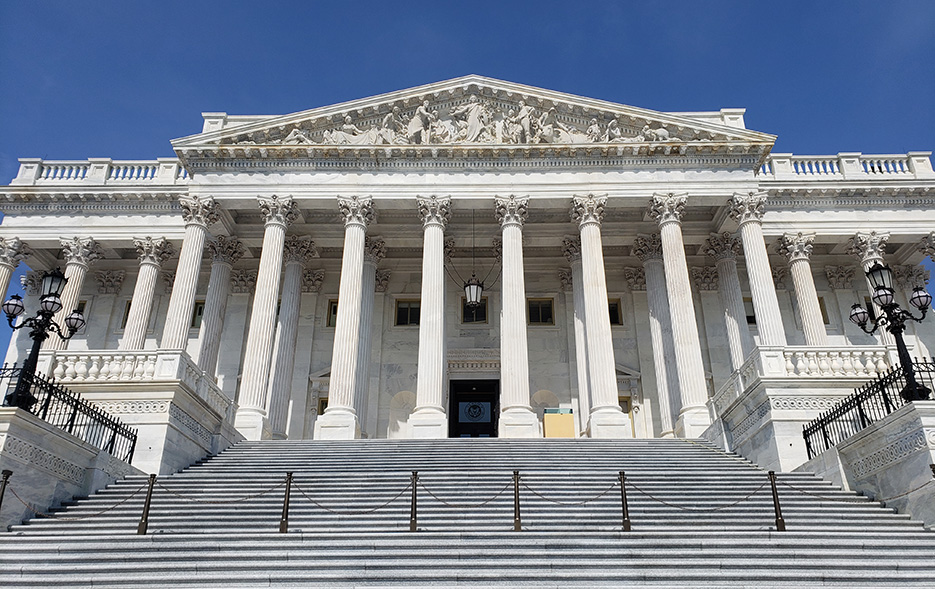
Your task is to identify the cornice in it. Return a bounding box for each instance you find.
[764,187,935,209]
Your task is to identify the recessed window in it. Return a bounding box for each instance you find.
[743,297,756,325]
[318,397,329,415]
[190,300,206,329]
[817,296,831,325]
[75,300,89,334]
[863,297,878,322]
[119,300,132,329]
[528,298,554,325]
[608,299,623,326]
[327,300,338,327]
[395,300,421,326]
[462,297,488,324]
[618,396,631,413]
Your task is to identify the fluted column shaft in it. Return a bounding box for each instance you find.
[704,233,755,370]
[847,231,895,345]
[779,232,827,346]
[122,237,173,350]
[161,197,219,350]
[46,237,103,350]
[562,240,590,424]
[268,261,305,438]
[197,236,244,376]
[498,198,532,413]
[355,237,384,436]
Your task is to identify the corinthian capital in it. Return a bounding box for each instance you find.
[893,265,930,291]
[179,196,220,227]
[728,191,767,226]
[558,268,573,291]
[94,270,125,294]
[777,232,815,263]
[703,232,741,261]
[561,235,582,262]
[690,267,719,291]
[623,267,646,291]
[133,237,174,267]
[570,194,606,227]
[60,237,104,268]
[337,195,375,227]
[845,231,889,265]
[206,235,245,265]
[632,233,663,263]
[258,195,300,227]
[648,192,688,226]
[417,196,451,228]
[283,235,319,265]
[494,195,528,227]
[363,236,386,265]
[824,265,855,290]
[917,231,935,258]
[230,269,258,294]
[302,269,325,293]
[0,237,31,268]
[375,269,392,292]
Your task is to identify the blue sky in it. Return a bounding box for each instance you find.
[0,1,933,348]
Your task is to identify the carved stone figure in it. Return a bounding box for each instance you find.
[449,95,489,143]
[282,128,313,145]
[641,124,672,142]
[586,119,602,143]
[407,100,435,145]
[380,106,408,144]
[604,119,624,142]
[511,100,536,144]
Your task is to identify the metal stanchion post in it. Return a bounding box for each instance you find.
[137,474,156,535]
[0,470,11,514]
[618,471,631,532]
[768,471,786,532]
[279,472,293,533]
[409,471,418,532]
[512,470,522,531]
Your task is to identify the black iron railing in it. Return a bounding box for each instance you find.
[803,358,935,459]
[0,364,137,463]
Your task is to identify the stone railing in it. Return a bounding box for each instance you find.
[710,345,895,418]
[11,158,190,186]
[759,152,934,180]
[36,350,232,420]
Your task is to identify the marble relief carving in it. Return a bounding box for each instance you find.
[94,270,126,294]
[824,266,855,290]
[302,269,325,293]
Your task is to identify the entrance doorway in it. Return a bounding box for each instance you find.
[448,379,499,438]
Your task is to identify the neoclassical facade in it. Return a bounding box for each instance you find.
[2,76,933,474]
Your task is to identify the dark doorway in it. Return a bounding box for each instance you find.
[448,379,499,438]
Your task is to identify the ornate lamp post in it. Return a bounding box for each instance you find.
[849,262,932,401]
[2,269,86,410]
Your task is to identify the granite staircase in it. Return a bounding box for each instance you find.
[2,438,935,587]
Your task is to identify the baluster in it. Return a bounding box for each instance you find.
[817,352,831,375]
[117,355,132,380]
[73,356,88,381]
[784,353,795,374]
[794,351,808,375]
[64,356,78,380]
[143,355,156,379]
[132,354,146,380]
[829,351,843,375]
[875,352,889,374]
[806,352,820,375]
[840,352,856,376]
[53,359,66,380]
[99,356,114,380]
[87,355,101,381]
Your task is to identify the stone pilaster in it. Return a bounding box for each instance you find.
[571,194,630,438]
[315,196,374,440]
[649,193,710,437]
[846,231,894,345]
[197,236,245,377]
[356,235,385,438]
[122,237,174,350]
[728,191,787,346]
[410,196,451,438]
[161,196,219,350]
[0,237,31,301]
[703,232,755,370]
[633,234,678,437]
[268,236,319,439]
[45,237,103,350]
[562,235,590,431]
[778,232,828,345]
[236,195,300,440]
[495,195,539,437]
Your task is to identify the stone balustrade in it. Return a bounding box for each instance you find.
[11,158,190,186]
[37,350,232,420]
[759,152,934,180]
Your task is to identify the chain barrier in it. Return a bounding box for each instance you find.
[520,480,618,506]
[154,480,285,504]
[417,479,513,509]
[8,483,146,521]
[292,479,412,515]
[777,477,935,505]
[625,478,771,512]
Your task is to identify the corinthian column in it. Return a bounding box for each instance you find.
[778,232,828,346]
[648,193,710,437]
[409,196,451,438]
[161,196,219,350]
[495,195,539,437]
[562,236,590,429]
[268,236,319,440]
[728,192,786,346]
[703,232,756,369]
[355,236,385,438]
[846,231,894,345]
[315,196,374,440]
[122,237,174,350]
[235,195,300,440]
[0,237,31,300]
[197,236,245,376]
[633,234,679,437]
[45,237,104,350]
[571,194,630,438]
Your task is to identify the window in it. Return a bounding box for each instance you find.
[318,397,329,415]
[743,297,756,325]
[327,300,338,327]
[618,396,631,413]
[817,296,831,325]
[528,298,554,325]
[608,299,623,326]
[190,300,206,329]
[395,300,420,326]
[863,297,878,322]
[462,297,488,324]
[119,300,132,329]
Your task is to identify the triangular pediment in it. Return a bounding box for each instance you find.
[172,75,775,153]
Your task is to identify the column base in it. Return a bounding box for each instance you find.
[407,408,448,439]
[588,406,633,439]
[314,408,361,440]
[234,408,271,441]
[675,405,712,438]
[498,406,541,438]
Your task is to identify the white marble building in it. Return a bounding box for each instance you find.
[2,76,934,475]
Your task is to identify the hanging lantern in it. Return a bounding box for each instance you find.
[865,262,893,291]
[909,287,932,311]
[464,274,484,308]
[40,268,68,298]
[2,294,25,318]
